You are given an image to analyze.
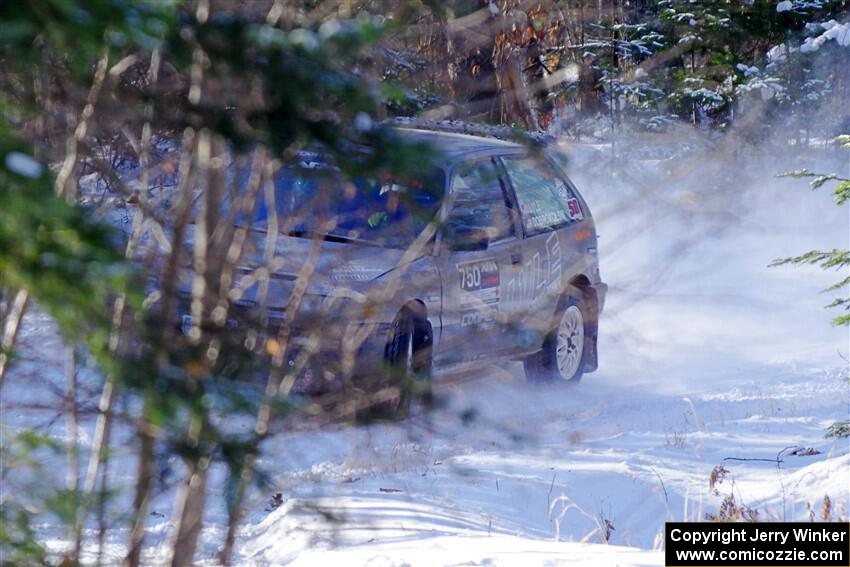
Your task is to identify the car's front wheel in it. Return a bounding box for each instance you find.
[524,292,591,383]
[359,306,432,421]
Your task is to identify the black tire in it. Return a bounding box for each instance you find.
[524,290,593,384]
[366,306,432,420]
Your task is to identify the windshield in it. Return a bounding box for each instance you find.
[246,167,445,249]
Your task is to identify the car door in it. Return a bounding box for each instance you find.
[498,154,588,347]
[434,157,523,366]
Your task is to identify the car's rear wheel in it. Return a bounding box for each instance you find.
[525,291,591,384]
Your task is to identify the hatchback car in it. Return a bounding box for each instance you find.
[179,127,607,396]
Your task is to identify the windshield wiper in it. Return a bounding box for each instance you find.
[286,229,380,247]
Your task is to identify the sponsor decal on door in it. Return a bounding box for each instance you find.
[456,258,500,327]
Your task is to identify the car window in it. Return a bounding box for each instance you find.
[244,167,444,249]
[445,160,514,246]
[501,156,584,235]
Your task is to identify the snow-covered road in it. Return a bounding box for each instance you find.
[218,357,847,565]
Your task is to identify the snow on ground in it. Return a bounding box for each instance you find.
[2,141,849,566]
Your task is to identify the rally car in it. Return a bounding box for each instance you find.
[179,127,607,395]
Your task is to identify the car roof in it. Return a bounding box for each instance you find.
[394,127,523,164]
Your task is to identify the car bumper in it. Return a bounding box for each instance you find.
[176,303,392,388]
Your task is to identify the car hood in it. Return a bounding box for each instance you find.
[228,232,411,309]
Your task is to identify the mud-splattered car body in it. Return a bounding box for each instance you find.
[179,128,607,389]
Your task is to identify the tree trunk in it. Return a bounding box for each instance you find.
[0,289,29,387]
[496,51,539,129]
[67,346,81,564]
[125,420,155,567]
[169,452,210,567]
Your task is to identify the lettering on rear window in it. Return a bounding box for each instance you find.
[502,157,582,234]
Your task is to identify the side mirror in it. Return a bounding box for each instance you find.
[445,225,490,251]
